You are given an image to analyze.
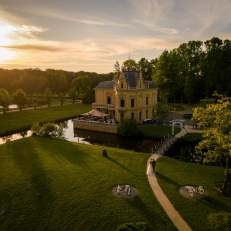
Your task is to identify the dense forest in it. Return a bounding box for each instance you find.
[117,37,231,103]
[0,68,113,95]
[0,37,231,106]
[153,37,231,103]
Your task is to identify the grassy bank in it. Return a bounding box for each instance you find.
[182,132,203,143]
[0,103,91,136]
[156,157,231,231]
[139,126,181,139]
[0,137,176,231]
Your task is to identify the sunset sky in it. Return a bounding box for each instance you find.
[0,0,231,73]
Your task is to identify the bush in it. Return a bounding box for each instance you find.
[118,117,143,137]
[31,122,65,139]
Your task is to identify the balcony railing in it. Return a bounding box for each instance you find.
[92,103,115,109]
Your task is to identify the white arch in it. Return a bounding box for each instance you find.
[172,120,184,136]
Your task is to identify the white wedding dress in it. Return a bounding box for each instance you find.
[146,162,154,175]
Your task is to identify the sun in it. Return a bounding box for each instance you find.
[0,25,16,61]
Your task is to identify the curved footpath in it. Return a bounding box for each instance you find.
[147,123,200,231]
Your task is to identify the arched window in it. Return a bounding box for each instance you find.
[107,96,111,104]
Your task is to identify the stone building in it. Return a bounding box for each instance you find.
[92,69,158,122]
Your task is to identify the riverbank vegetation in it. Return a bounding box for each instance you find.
[0,137,176,231]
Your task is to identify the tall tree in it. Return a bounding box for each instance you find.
[13,89,28,111]
[138,58,153,80]
[122,59,139,70]
[202,37,223,97]
[58,92,65,105]
[44,88,52,107]
[152,50,172,103]
[113,61,121,80]
[68,87,78,104]
[71,75,92,95]
[183,40,204,103]
[0,88,11,114]
[192,94,231,193]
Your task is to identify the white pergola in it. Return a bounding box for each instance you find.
[171,119,185,136]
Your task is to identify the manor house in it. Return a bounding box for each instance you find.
[92,69,158,122]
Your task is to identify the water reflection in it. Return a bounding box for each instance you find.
[0,119,157,153]
[0,131,33,145]
[78,132,156,153]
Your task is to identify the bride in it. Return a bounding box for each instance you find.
[146,159,154,175]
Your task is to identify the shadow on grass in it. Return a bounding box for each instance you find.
[106,156,132,172]
[59,142,89,166]
[199,196,231,211]
[124,195,175,230]
[12,142,55,207]
[155,172,181,187]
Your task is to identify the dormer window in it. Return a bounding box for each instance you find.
[121,82,123,89]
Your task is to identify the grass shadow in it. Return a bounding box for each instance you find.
[155,172,181,187]
[106,156,132,172]
[124,195,177,230]
[199,196,231,211]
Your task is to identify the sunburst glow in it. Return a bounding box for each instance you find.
[0,25,17,61]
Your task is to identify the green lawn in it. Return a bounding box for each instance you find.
[156,157,231,231]
[0,137,177,231]
[0,103,91,136]
[139,126,181,139]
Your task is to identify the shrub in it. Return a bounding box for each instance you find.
[31,122,65,139]
[118,117,143,137]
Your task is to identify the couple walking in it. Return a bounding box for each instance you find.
[146,158,156,175]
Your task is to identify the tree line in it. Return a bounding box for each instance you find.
[0,68,113,95]
[115,37,231,103]
[0,68,113,113]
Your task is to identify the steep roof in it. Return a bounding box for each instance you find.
[95,81,115,89]
[123,70,139,88]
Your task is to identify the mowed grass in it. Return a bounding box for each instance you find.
[0,103,91,136]
[139,126,181,139]
[156,157,231,231]
[0,137,177,231]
